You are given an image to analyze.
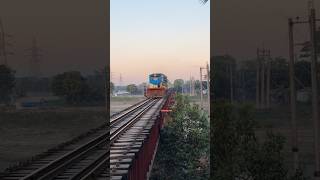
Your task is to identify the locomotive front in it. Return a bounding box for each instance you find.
[145,73,168,98]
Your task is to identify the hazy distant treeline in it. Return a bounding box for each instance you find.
[0,64,106,105]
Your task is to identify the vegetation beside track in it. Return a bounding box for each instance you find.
[211,101,308,180]
[151,94,209,180]
[254,103,312,128]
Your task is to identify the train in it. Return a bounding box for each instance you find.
[145,73,168,98]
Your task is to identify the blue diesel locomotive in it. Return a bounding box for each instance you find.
[145,73,168,98]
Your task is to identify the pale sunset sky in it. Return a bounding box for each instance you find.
[110,0,210,85]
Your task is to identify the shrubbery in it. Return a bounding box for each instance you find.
[211,101,307,180]
[151,96,308,179]
[51,71,105,105]
[151,94,209,180]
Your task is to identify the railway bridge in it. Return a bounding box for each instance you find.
[0,92,175,180]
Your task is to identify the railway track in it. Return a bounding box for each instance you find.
[109,98,165,180]
[0,98,162,180]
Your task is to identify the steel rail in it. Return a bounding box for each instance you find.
[110,98,153,126]
[18,98,158,180]
[70,99,160,180]
[110,99,158,143]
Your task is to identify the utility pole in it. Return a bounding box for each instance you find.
[105,66,108,112]
[0,19,14,66]
[200,67,203,109]
[241,69,245,101]
[287,5,320,176]
[266,50,271,109]
[309,6,320,178]
[191,76,195,96]
[256,48,261,109]
[182,82,184,94]
[261,49,265,109]
[0,19,7,65]
[206,62,210,110]
[256,48,271,109]
[200,65,210,110]
[229,63,234,103]
[189,76,191,96]
[288,17,298,171]
[119,73,123,92]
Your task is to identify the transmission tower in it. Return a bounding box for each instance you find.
[25,36,43,77]
[256,47,271,109]
[0,18,14,65]
[119,73,123,86]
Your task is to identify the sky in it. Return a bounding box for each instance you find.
[212,0,320,60]
[0,0,107,77]
[110,0,210,85]
[1,0,318,81]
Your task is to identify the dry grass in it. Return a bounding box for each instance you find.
[254,103,314,178]
[110,96,146,115]
[0,110,106,171]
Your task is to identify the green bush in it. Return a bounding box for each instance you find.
[151,94,209,180]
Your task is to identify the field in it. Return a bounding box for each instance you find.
[0,110,106,172]
[7,96,310,176]
[254,103,314,177]
[110,96,146,115]
[0,96,145,172]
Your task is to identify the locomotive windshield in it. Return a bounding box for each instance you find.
[148,73,168,87]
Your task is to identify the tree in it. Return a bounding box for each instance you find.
[212,55,236,100]
[86,70,105,102]
[137,82,147,94]
[270,57,289,89]
[51,71,90,104]
[126,84,138,94]
[174,79,184,93]
[212,55,292,104]
[0,65,15,104]
[294,60,311,89]
[236,59,257,101]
